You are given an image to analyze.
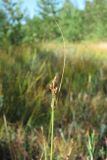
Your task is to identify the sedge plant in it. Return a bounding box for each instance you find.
[49,74,59,160]
[48,20,66,160]
[48,22,66,160]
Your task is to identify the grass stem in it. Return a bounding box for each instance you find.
[50,94,55,160]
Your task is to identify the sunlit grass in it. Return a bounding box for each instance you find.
[41,41,107,57]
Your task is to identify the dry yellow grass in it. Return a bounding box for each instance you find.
[41,41,107,60]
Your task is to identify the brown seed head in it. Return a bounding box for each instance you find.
[49,74,59,95]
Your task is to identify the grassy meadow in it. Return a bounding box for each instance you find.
[0,42,107,160]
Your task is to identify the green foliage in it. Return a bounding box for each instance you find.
[83,0,107,40]
[37,0,58,18]
[59,0,83,41]
[0,0,25,46]
[1,0,107,44]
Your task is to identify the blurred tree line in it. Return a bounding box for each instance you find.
[0,0,107,47]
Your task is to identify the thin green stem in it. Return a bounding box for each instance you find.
[50,95,55,160]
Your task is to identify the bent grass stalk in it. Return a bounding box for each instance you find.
[55,21,66,94]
